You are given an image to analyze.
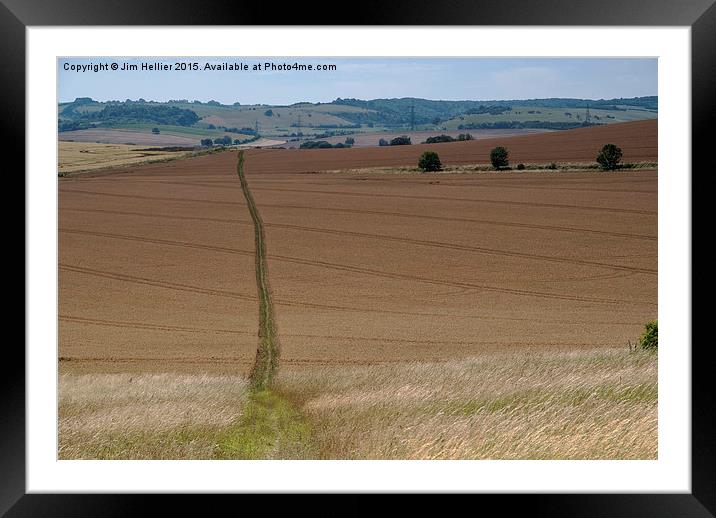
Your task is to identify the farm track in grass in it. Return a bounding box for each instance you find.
[236,151,281,390]
[211,151,312,459]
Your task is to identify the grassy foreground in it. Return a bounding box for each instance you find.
[59,349,656,459]
[58,373,249,459]
[277,348,657,460]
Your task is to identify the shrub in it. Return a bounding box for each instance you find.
[200,138,213,147]
[151,127,160,134]
[378,138,389,146]
[517,163,525,170]
[490,146,509,170]
[418,151,442,172]
[596,143,623,170]
[638,320,658,350]
[548,162,557,170]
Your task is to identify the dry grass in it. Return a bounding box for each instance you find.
[59,350,656,460]
[58,373,249,459]
[276,349,657,459]
[58,142,194,174]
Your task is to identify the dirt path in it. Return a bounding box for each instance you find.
[213,151,312,459]
[237,150,281,389]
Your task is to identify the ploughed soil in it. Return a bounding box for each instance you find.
[59,120,657,373]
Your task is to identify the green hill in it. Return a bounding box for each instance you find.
[58,96,657,142]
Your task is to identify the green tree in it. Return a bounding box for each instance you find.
[390,136,411,146]
[490,146,509,169]
[596,143,623,170]
[638,320,658,350]
[418,151,442,172]
[213,136,232,146]
[425,135,454,144]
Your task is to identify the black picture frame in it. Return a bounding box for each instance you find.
[6,0,712,512]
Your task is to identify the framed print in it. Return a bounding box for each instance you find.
[6,0,713,512]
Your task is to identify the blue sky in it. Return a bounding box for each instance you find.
[59,58,657,105]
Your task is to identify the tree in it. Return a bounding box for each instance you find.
[596,143,623,170]
[490,146,509,169]
[378,138,389,146]
[151,127,160,134]
[345,137,355,146]
[418,151,442,172]
[264,109,274,117]
[390,136,411,146]
[638,320,657,350]
[200,138,213,147]
[213,135,232,146]
[425,135,454,144]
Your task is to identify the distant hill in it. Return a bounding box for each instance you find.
[58,96,657,145]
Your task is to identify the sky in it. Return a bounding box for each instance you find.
[58,58,657,105]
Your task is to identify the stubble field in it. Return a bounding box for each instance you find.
[58,141,196,174]
[59,120,658,459]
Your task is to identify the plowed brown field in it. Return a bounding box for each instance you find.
[59,120,657,374]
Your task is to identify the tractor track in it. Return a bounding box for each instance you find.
[59,315,614,347]
[250,187,657,215]
[59,229,651,306]
[237,151,280,389]
[60,263,642,325]
[61,216,655,275]
[61,205,657,241]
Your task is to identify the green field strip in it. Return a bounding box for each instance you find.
[237,150,281,389]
